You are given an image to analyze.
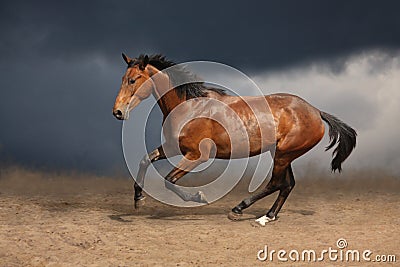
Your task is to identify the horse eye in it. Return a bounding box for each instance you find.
[128,79,136,85]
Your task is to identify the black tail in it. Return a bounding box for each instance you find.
[320,111,357,172]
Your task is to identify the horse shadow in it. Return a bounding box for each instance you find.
[107,207,315,223]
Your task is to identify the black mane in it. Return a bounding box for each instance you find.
[130,54,227,99]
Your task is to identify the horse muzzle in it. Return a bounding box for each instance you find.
[113,109,124,120]
[113,96,142,120]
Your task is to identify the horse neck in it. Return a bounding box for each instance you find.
[146,65,185,117]
[154,89,184,117]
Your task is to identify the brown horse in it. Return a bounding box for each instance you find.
[113,54,357,225]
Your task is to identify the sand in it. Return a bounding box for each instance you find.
[0,167,399,266]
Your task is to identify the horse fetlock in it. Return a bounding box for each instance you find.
[134,196,146,209]
[194,191,208,204]
[232,206,243,214]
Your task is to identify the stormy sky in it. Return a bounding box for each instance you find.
[1,0,400,176]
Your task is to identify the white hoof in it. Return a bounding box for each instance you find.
[255,215,276,226]
[196,191,208,204]
[134,197,146,210]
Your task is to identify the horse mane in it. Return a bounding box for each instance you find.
[130,54,227,99]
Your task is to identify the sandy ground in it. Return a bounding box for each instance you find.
[0,167,399,266]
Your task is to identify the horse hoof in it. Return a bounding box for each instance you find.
[195,191,208,204]
[254,215,276,226]
[227,211,243,221]
[134,197,146,210]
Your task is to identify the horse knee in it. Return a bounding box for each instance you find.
[139,155,151,168]
[164,179,175,190]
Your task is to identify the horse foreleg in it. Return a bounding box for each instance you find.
[164,150,210,203]
[134,146,166,208]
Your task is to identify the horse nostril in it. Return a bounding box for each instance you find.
[113,109,123,119]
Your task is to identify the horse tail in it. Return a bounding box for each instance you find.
[320,111,357,172]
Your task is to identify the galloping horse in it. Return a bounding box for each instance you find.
[113,54,357,225]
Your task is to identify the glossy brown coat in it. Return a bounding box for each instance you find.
[113,54,357,220]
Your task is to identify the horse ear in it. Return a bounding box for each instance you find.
[122,53,131,65]
[139,55,149,70]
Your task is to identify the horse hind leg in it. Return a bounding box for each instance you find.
[228,160,289,221]
[255,164,295,226]
[228,176,280,220]
[228,160,295,225]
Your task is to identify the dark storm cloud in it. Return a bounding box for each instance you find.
[1,0,400,174]
[2,0,400,68]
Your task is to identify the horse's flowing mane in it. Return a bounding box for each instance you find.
[130,54,227,99]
